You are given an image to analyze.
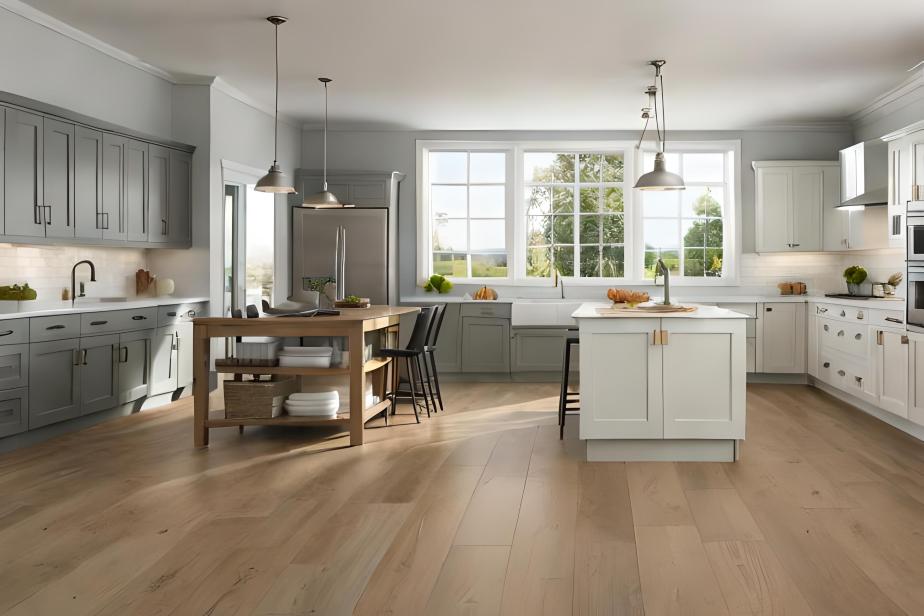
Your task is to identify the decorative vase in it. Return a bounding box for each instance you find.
[847,282,861,296]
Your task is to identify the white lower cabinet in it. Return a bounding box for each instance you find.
[759,302,806,373]
[907,334,924,426]
[579,317,745,440]
[874,328,908,418]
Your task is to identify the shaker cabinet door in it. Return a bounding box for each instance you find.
[4,109,45,238]
[80,334,119,415]
[101,133,128,241]
[168,150,192,245]
[119,329,153,404]
[74,127,104,239]
[149,326,178,396]
[125,140,148,242]
[29,338,80,429]
[147,145,170,243]
[42,118,76,239]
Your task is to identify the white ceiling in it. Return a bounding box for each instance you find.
[17,0,924,130]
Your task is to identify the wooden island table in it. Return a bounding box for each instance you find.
[192,305,420,447]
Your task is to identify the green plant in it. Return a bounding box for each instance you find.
[343,294,362,304]
[0,283,37,301]
[843,266,868,285]
[303,277,334,293]
[423,274,453,294]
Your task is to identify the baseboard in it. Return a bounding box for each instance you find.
[440,372,565,383]
[810,378,924,442]
[748,372,809,384]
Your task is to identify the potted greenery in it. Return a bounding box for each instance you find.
[843,265,868,296]
[0,283,37,314]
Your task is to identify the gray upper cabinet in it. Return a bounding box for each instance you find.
[28,338,81,429]
[4,109,44,238]
[79,334,118,415]
[75,127,103,239]
[43,118,75,238]
[168,150,192,245]
[125,140,148,242]
[101,133,127,241]
[147,144,169,243]
[0,107,5,235]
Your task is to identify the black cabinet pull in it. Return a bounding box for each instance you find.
[131,315,148,321]
[823,362,830,368]
[34,204,42,225]
[166,311,177,317]
[90,320,108,326]
[46,324,65,330]
[120,346,128,363]
[765,307,772,312]
[885,317,903,324]
[44,205,51,225]
[0,330,13,337]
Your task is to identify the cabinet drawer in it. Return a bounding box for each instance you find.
[0,387,28,439]
[0,319,29,345]
[29,314,81,342]
[814,303,869,323]
[818,318,869,358]
[818,352,872,399]
[81,307,157,335]
[460,303,511,319]
[0,343,28,390]
[158,302,207,326]
[870,310,904,328]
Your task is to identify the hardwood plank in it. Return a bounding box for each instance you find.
[482,427,538,481]
[354,464,483,616]
[573,463,644,616]
[685,489,765,542]
[704,540,813,616]
[444,432,502,467]
[454,475,526,546]
[635,525,730,616]
[254,502,410,615]
[500,477,579,616]
[424,545,510,616]
[527,424,581,485]
[675,461,734,490]
[626,462,694,526]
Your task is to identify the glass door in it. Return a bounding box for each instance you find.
[223,182,277,317]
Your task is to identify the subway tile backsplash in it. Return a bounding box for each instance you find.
[0,244,147,301]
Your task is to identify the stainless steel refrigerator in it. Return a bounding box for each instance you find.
[291,207,391,304]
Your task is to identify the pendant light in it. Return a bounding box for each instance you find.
[634,60,685,191]
[255,16,295,194]
[303,77,344,207]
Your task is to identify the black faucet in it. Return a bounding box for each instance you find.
[71,260,97,307]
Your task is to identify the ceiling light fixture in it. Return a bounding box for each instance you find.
[302,77,344,207]
[634,60,685,191]
[255,16,295,194]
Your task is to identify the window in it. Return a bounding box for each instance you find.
[639,149,734,279]
[524,152,626,278]
[417,140,738,286]
[427,150,510,278]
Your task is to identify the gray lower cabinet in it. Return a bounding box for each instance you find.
[510,328,569,372]
[0,387,28,438]
[434,304,462,372]
[0,343,29,390]
[461,316,510,373]
[79,334,118,415]
[28,338,81,428]
[119,329,153,403]
[149,325,178,396]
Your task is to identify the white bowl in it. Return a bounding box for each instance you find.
[289,391,339,402]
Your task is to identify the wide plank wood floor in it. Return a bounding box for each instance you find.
[2,382,924,615]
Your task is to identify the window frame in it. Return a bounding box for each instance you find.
[416,139,740,287]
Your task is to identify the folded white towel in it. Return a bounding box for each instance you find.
[279,346,333,357]
[289,391,339,402]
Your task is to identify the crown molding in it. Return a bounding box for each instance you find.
[0,0,178,83]
[208,76,300,128]
[851,68,924,128]
[738,121,853,132]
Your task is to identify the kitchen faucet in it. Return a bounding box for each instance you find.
[554,268,564,299]
[71,260,97,307]
[654,258,671,305]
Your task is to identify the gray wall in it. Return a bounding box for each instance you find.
[301,128,854,299]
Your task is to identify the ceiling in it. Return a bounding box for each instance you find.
[18,0,924,130]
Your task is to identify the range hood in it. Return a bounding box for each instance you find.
[840,186,887,207]
[835,140,888,208]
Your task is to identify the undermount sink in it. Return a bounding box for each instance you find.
[511,299,585,327]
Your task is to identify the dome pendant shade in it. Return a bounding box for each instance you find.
[303,77,344,207]
[255,16,295,194]
[256,163,295,193]
[634,152,685,191]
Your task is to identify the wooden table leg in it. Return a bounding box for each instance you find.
[193,326,210,447]
[349,325,366,446]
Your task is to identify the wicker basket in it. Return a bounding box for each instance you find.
[224,377,297,419]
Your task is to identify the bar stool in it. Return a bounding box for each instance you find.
[381,306,437,423]
[422,304,447,413]
[559,336,579,440]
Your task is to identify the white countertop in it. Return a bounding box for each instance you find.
[572,302,750,320]
[0,296,209,320]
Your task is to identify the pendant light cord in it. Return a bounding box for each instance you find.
[323,81,329,190]
[658,72,667,154]
[273,20,279,165]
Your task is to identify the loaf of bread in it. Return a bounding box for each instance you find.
[607,288,650,304]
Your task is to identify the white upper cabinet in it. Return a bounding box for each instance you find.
[754,161,838,252]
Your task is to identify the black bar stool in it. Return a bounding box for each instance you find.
[559,336,579,439]
[422,304,447,413]
[381,306,437,423]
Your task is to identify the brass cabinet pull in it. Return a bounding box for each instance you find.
[902,335,909,345]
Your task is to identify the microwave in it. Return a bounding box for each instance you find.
[908,264,924,332]
[907,214,924,263]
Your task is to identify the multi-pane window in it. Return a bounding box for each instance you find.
[524,152,625,278]
[428,151,508,278]
[640,150,731,279]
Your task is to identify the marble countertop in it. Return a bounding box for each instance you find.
[0,296,209,320]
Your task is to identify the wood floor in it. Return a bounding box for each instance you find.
[2,383,924,615]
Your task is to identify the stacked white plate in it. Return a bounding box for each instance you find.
[284,390,340,417]
[278,346,333,368]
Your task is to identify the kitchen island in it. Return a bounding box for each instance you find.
[574,302,749,462]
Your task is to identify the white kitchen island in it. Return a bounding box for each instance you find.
[574,302,749,462]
